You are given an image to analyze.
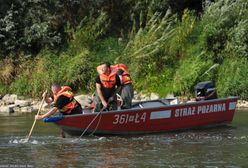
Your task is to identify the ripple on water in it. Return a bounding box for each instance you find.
[4,133,248,147]
[5,135,109,147]
[5,135,65,145]
[8,138,46,145]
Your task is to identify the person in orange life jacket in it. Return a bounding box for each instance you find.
[35,84,82,120]
[97,63,134,109]
[94,62,121,112]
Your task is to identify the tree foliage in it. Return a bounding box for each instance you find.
[0,0,247,99]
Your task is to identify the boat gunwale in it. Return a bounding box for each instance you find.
[62,96,238,118]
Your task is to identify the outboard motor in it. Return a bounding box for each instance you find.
[194,81,217,101]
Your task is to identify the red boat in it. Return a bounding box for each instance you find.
[44,96,238,136]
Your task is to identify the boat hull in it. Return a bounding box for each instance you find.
[46,97,238,136]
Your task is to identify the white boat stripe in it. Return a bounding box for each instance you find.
[229,102,237,110]
[150,110,171,120]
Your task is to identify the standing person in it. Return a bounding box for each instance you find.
[94,62,121,112]
[35,84,82,120]
[97,63,134,109]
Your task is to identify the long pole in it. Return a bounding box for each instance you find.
[26,91,47,141]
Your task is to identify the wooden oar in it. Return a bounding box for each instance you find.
[26,90,47,141]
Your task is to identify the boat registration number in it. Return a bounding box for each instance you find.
[113,112,147,125]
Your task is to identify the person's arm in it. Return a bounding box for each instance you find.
[97,65,104,75]
[35,95,70,120]
[44,96,53,104]
[108,75,122,102]
[35,107,58,120]
[108,86,121,103]
[42,91,53,104]
[96,83,108,108]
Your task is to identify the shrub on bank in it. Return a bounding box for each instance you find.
[217,58,248,99]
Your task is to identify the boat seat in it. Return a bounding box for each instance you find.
[132,100,166,109]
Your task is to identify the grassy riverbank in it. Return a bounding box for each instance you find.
[0,0,247,99]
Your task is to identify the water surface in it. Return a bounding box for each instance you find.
[0,110,248,167]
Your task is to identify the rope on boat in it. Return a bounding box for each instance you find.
[77,107,105,140]
[79,95,122,138]
[90,111,102,136]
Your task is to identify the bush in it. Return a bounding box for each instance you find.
[173,54,213,96]
[0,58,15,84]
[66,12,110,55]
[225,20,248,59]
[119,9,200,96]
[6,12,116,97]
[92,37,126,64]
[1,0,248,100]
[217,58,248,99]
[0,1,62,57]
[120,11,177,78]
[199,0,248,61]
[8,48,95,97]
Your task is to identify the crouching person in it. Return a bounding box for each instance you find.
[94,62,121,112]
[35,84,82,120]
[97,63,133,109]
[113,64,134,109]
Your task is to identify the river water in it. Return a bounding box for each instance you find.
[0,110,248,168]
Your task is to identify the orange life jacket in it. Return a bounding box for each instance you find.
[99,72,117,88]
[111,64,132,85]
[54,86,78,114]
[97,64,132,85]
